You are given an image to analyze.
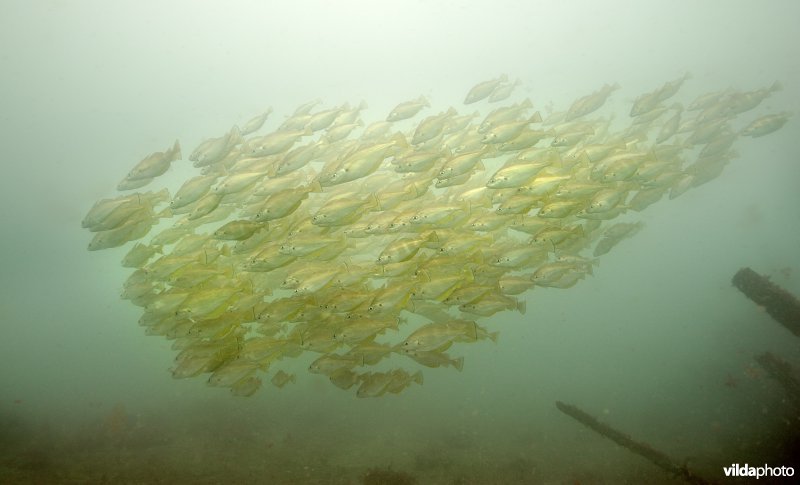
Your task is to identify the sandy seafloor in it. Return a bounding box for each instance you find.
[1,1,800,483]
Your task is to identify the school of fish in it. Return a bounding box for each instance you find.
[82,74,789,397]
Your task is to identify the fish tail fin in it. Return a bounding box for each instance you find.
[417,268,432,282]
[517,300,527,315]
[307,179,323,193]
[412,371,424,385]
[453,356,465,372]
[770,81,783,93]
[488,331,499,343]
[462,266,475,284]
[367,193,381,212]
[529,111,543,123]
[171,139,182,161]
[229,125,243,145]
[474,194,493,209]
[153,188,171,205]
[391,132,410,150]
[521,98,533,109]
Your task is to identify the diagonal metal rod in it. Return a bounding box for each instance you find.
[555,401,712,485]
[732,267,800,337]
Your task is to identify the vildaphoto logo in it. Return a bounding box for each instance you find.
[723,463,794,479]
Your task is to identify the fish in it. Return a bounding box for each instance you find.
[244,127,312,157]
[121,243,162,268]
[481,112,542,144]
[253,182,321,222]
[740,112,791,138]
[656,105,683,143]
[403,318,494,352]
[593,222,644,256]
[459,292,526,317]
[319,133,408,186]
[479,98,533,133]
[121,140,182,183]
[213,171,266,195]
[387,96,430,122]
[309,354,361,376]
[486,159,550,189]
[312,193,379,227]
[191,126,242,167]
[81,77,786,398]
[488,78,521,103]
[270,370,296,388]
[208,360,260,388]
[412,108,457,145]
[308,105,349,132]
[376,231,439,265]
[230,376,262,397]
[87,215,157,251]
[392,148,449,173]
[240,108,273,135]
[654,73,691,103]
[464,74,509,104]
[324,120,363,143]
[170,174,218,210]
[213,220,266,241]
[403,349,464,371]
[356,369,423,397]
[532,259,595,288]
[565,83,620,121]
[437,147,491,180]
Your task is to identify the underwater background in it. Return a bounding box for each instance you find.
[1,0,799,483]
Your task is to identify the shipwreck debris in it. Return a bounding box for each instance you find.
[555,400,711,485]
[732,267,800,337]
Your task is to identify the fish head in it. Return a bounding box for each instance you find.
[486,175,506,188]
[402,339,420,350]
